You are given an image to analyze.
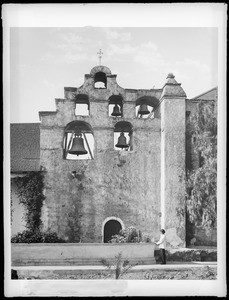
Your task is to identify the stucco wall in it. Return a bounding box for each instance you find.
[11,243,156,266]
[165,98,186,245]
[40,123,161,242]
[158,73,188,248]
[40,68,162,243]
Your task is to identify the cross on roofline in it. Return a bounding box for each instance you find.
[97,49,103,65]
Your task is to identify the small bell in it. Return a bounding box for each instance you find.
[115,132,129,149]
[68,133,88,156]
[111,104,122,117]
[138,103,150,115]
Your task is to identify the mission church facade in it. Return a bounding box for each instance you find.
[11,65,217,247]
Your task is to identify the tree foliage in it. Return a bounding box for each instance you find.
[11,229,66,243]
[186,100,217,230]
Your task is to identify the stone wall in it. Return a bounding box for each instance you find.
[40,123,161,242]
[40,66,162,242]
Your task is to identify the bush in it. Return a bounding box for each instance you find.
[101,252,136,279]
[11,229,66,243]
[109,226,144,243]
[142,236,152,243]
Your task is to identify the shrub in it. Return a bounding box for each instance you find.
[14,172,45,231]
[101,252,136,279]
[142,236,152,243]
[108,226,144,243]
[11,229,66,243]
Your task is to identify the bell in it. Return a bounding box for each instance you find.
[111,104,122,116]
[138,103,150,115]
[68,134,88,156]
[115,132,129,149]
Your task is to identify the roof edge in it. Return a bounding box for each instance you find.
[190,86,218,100]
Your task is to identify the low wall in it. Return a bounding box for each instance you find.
[154,248,217,262]
[11,243,156,266]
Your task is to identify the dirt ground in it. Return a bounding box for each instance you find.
[19,266,217,280]
[69,267,217,280]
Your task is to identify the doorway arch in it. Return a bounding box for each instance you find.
[102,217,124,243]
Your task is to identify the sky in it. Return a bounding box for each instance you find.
[4,3,224,125]
[9,26,218,123]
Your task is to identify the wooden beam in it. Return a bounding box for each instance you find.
[83,133,93,160]
[67,132,74,152]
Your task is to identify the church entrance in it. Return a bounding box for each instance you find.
[103,219,122,243]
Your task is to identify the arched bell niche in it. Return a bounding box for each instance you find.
[135,96,160,119]
[74,94,90,116]
[63,120,94,160]
[114,121,133,151]
[108,95,123,117]
[94,71,107,88]
[90,65,111,89]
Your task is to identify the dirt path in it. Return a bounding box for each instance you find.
[17,266,217,280]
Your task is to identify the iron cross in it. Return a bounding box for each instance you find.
[97,49,103,65]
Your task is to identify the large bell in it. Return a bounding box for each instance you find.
[111,104,122,116]
[68,134,88,156]
[115,132,129,149]
[138,103,150,115]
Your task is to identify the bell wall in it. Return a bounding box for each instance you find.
[40,94,162,243]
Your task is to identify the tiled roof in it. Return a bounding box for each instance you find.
[10,123,40,172]
[189,87,218,101]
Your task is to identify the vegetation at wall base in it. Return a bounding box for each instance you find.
[14,172,45,231]
[108,226,150,243]
[11,229,66,243]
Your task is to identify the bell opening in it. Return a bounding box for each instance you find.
[64,131,94,160]
[94,72,107,89]
[136,104,153,118]
[114,132,130,150]
[111,104,122,117]
[138,103,150,115]
[68,134,88,156]
[108,95,123,117]
[75,103,89,116]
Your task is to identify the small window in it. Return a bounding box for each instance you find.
[114,121,133,151]
[63,121,94,160]
[75,94,90,116]
[94,72,107,89]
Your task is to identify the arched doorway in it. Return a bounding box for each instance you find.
[103,219,122,243]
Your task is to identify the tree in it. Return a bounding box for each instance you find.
[186,100,217,231]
